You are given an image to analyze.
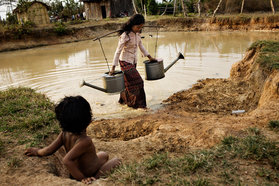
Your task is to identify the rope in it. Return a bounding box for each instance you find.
[98,38,110,72]
[154,26,159,58]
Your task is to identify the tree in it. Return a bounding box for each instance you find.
[213,0,223,17]
[180,0,187,17]
[132,0,138,14]
[134,0,158,15]
[173,0,177,16]
[49,0,64,17]
[240,0,245,14]
[160,0,170,16]
[147,0,158,15]
[270,0,275,15]
[197,0,201,17]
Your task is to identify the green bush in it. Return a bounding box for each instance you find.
[53,22,68,36]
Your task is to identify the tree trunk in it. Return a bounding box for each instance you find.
[240,0,245,14]
[144,4,147,18]
[140,0,144,12]
[161,1,169,16]
[213,0,223,17]
[173,0,177,16]
[197,0,201,17]
[132,0,138,14]
[180,0,187,17]
[270,0,275,15]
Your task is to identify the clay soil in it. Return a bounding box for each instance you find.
[1,17,279,185]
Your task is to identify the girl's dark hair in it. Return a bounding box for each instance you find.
[118,14,145,35]
[55,96,92,134]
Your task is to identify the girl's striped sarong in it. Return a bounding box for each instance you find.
[119,60,146,108]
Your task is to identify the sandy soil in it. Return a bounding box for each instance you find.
[1,36,279,185]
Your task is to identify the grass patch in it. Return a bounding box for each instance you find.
[0,87,59,147]
[248,40,279,71]
[109,128,279,185]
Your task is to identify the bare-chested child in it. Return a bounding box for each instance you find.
[24,96,121,184]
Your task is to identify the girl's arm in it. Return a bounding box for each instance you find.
[24,132,63,156]
[139,38,156,61]
[112,33,128,68]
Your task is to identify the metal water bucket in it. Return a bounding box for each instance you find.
[143,52,185,80]
[102,71,125,93]
[81,71,125,93]
[143,59,165,80]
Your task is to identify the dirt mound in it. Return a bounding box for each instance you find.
[164,43,278,115]
[89,116,161,141]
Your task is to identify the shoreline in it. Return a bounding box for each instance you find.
[1,14,279,52]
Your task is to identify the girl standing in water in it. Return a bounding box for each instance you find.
[110,14,156,109]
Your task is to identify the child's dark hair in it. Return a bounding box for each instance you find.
[55,96,92,133]
[118,14,145,35]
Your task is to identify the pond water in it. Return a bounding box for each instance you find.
[0,31,278,119]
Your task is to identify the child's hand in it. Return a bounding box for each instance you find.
[81,177,96,184]
[147,55,157,62]
[24,147,39,156]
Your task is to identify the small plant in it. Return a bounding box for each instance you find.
[269,120,279,130]
[7,157,22,168]
[257,168,279,181]
[192,178,211,186]
[54,22,68,36]
[0,139,4,155]
[6,12,18,25]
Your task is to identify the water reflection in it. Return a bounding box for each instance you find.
[0,31,278,118]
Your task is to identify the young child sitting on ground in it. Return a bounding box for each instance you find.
[24,96,121,184]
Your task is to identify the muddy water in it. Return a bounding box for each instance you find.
[0,31,278,119]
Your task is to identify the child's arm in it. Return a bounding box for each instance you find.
[24,132,63,156]
[62,136,92,181]
[138,38,156,61]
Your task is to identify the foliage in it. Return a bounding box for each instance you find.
[109,128,279,185]
[185,0,197,13]
[48,0,83,21]
[147,0,159,15]
[6,12,18,25]
[269,120,279,130]
[135,0,159,15]
[0,87,59,146]
[4,20,35,39]
[49,0,64,18]
[15,0,33,13]
[53,22,68,35]
[1,10,37,38]
[249,40,279,70]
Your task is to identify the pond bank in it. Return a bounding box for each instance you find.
[1,41,279,185]
[1,14,279,52]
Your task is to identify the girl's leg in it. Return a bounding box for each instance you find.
[95,158,121,179]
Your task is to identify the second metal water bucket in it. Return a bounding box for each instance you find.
[143,59,165,80]
[143,52,185,80]
[81,71,125,93]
